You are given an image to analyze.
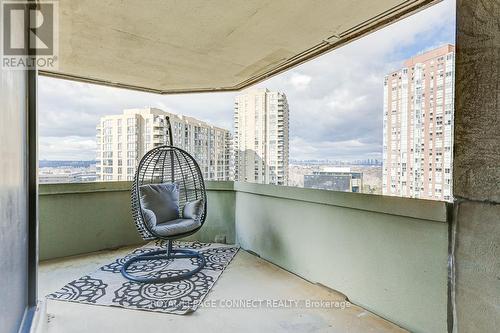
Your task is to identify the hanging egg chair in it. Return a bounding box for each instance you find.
[121,119,207,283]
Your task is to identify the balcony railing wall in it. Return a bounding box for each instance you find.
[39,181,449,333]
[39,181,235,260]
[233,182,449,333]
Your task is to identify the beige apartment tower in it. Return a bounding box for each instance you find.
[234,89,289,185]
[383,45,455,201]
[96,108,231,182]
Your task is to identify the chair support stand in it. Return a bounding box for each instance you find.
[120,240,206,284]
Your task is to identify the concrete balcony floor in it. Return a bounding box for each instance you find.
[38,246,406,333]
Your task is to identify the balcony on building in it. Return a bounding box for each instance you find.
[26,1,487,333]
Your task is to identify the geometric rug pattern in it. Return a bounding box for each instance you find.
[47,241,238,315]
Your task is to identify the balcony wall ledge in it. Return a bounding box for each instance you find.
[39,180,235,195]
[39,181,132,195]
[38,180,236,262]
[39,181,449,224]
[233,182,449,223]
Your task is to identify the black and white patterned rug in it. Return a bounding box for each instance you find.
[47,241,239,314]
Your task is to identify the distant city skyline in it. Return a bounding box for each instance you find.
[39,0,455,162]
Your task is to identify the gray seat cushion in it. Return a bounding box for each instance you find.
[139,183,180,224]
[182,199,204,220]
[152,218,201,237]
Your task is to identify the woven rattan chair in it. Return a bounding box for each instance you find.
[121,124,207,283]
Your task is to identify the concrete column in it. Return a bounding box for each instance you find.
[452,1,500,332]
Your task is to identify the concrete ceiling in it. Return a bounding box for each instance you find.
[41,0,438,94]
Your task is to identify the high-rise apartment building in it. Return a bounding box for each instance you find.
[382,44,455,201]
[96,107,231,182]
[233,89,289,185]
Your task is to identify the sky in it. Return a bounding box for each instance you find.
[39,0,455,161]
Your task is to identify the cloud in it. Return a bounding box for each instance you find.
[290,73,312,91]
[290,137,381,161]
[39,77,236,138]
[39,0,455,161]
[39,136,97,160]
[252,0,455,160]
[38,76,237,160]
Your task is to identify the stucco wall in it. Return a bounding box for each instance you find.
[0,30,29,333]
[453,1,500,332]
[234,183,449,333]
[39,181,236,260]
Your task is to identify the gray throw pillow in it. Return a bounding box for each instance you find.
[139,183,180,224]
[182,199,204,220]
[141,207,157,229]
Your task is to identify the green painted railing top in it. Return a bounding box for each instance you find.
[39,181,448,223]
[39,181,132,195]
[38,180,235,195]
[234,182,449,223]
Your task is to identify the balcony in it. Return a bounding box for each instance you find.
[1,0,497,332]
[153,129,164,136]
[37,181,448,333]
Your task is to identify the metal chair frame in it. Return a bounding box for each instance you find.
[121,117,207,283]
